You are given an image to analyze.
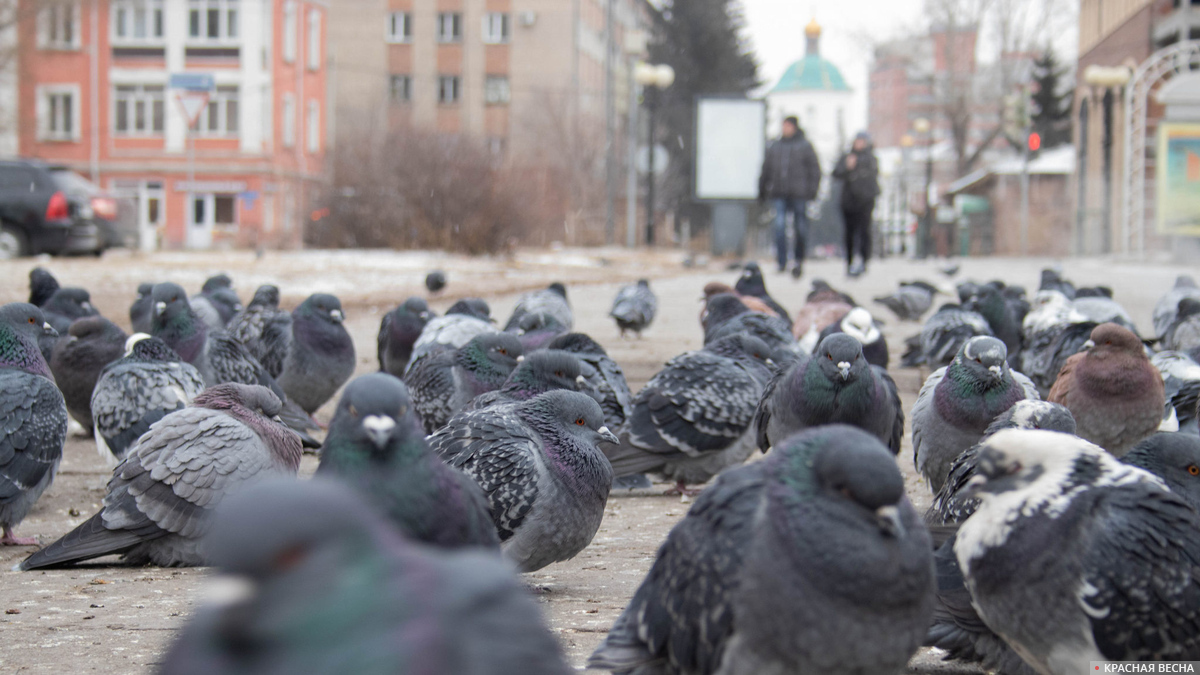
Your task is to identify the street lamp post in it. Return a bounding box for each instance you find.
[634,63,674,246]
[912,117,933,258]
[899,133,914,256]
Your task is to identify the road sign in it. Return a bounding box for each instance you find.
[169,73,215,92]
[175,91,210,127]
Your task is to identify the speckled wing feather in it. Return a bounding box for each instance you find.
[877,366,905,453]
[227,306,292,378]
[504,291,573,332]
[405,352,458,433]
[706,312,796,353]
[921,308,992,367]
[579,352,632,429]
[910,366,946,473]
[0,371,66,515]
[409,316,496,368]
[91,360,206,462]
[753,355,797,452]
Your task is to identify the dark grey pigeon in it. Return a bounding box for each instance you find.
[755,333,903,454]
[276,293,356,415]
[91,334,205,464]
[28,267,60,308]
[510,311,569,352]
[817,306,888,368]
[589,426,935,675]
[909,303,992,368]
[190,273,242,330]
[504,282,573,331]
[317,373,499,549]
[429,390,617,572]
[425,269,447,293]
[40,286,98,334]
[1151,350,1200,435]
[408,298,498,368]
[701,292,753,336]
[1072,294,1136,332]
[1038,267,1076,299]
[1153,274,1200,339]
[604,335,775,494]
[874,280,937,322]
[466,350,591,411]
[1019,290,1094,396]
[49,315,127,431]
[963,283,1022,366]
[704,294,798,354]
[157,478,571,675]
[130,282,155,334]
[226,284,291,378]
[376,296,433,378]
[955,430,1200,670]
[1123,432,1200,511]
[405,333,522,434]
[610,279,657,338]
[1161,297,1200,351]
[912,336,1039,492]
[0,303,66,545]
[734,261,791,326]
[547,332,633,430]
[19,384,303,570]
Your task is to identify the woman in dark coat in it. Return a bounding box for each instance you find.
[833,132,880,277]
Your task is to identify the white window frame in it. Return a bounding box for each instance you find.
[111,0,165,45]
[484,75,510,104]
[113,83,166,136]
[482,13,509,44]
[389,75,411,103]
[37,84,81,141]
[386,11,411,43]
[306,99,320,153]
[436,13,461,43]
[282,94,295,147]
[197,85,239,137]
[438,76,460,104]
[38,1,81,50]
[282,1,296,62]
[306,9,321,70]
[187,0,240,43]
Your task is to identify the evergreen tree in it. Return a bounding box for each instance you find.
[1030,50,1072,148]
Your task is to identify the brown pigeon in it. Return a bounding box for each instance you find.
[700,282,781,324]
[1048,323,1164,456]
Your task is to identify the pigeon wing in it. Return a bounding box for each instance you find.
[911,366,947,473]
[0,372,66,509]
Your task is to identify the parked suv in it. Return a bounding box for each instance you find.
[0,159,116,259]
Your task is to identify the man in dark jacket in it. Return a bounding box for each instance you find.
[758,116,821,278]
[832,132,880,277]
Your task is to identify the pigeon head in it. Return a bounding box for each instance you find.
[28,267,61,307]
[547,332,606,356]
[1176,297,1200,321]
[201,273,233,293]
[1074,286,1113,298]
[446,298,492,321]
[66,315,123,342]
[296,293,345,325]
[44,287,96,320]
[547,282,568,300]
[521,390,619,448]
[458,333,522,376]
[249,285,281,309]
[136,281,153,298]
[636,279,650,289]
[1081,323,1145,360]
[701,282,735,301]
[985,400,1076,438]
[1176,275,1198,290]
[706,334,775,368]
[838,307,880,347]
[0,303,57,376]
[1124,433,1200,511]
[205,286,244,321]
[815,333,867,382]
[955,336,1009,383]
[401,296,432,320]
[735,262,767,296]
[329,373,418,453]
[150,283,197,334]
[504,350,586,397]
[425,270,447,292]
[195,383,283,419]
[704,293,751,328]
[125,333,182,361]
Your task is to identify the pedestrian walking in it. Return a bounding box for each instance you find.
[758,116,821,278]
[833,132,880,277]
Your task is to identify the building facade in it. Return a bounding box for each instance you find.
[15,0,327,250]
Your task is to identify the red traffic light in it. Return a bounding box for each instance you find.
[1028,132,1042,152]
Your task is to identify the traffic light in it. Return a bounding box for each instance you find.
[1027,132,1041,159]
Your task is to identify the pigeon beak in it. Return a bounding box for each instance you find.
[420,311,432,320]
[1082,339,1096,350]
[154,301,167,316]
[42,322,58,337]
[201,575,257,608]
[875,505,904,538]
[837,361,851,380]
[82,301,93,311]
[988,364,1003,379]
[362,415,396,449]
[330,309,344,323]
[517,329,526,336]
[597,426,619,445]
[516,355,525,363]
[272,414,284,424]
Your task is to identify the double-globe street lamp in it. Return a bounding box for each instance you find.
[633,62,675,246]
[912,117,934,258]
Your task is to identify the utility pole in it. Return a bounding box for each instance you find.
[603,0,617,245]
[645,87,656,246]
[625,70,639,248]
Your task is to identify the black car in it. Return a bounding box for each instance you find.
[0,159,119,259]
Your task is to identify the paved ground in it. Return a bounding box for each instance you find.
[0,248,1186,673]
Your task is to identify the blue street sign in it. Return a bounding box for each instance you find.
[239,191,259,210]
[169,73,215,92]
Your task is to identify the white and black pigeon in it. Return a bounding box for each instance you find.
[1153,274,1200,339]
[0,303,67,546]
[904,303,992,368]
[604,334,776,495]
[20,384,303,570]
[955,429,1200,671]
[911,336,1039,492]
[91,334,206,465]
[1019,290,1095,396]
[408,298,498,369]
[817,306,888,368]
[1071,291,1136,332]
[428,390,617,572]
[610,279,657,338]
[504,282,573,332]
[589,426,935,675]
[157,478,572,675]
[874,280,937,322]
[1153,350,1200,435]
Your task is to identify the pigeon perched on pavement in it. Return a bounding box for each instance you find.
[1049,322,1164,456]
[226,284,291,378]
[611,279,657,338]
[874,280,936,322]
[701,282,782,319]
[1019,290,1094,396]
[275,293,356,415]
[547,332,633,430]
[425,269,447,293]
[817,306,888,368]
[1153,274,1200,339]
[589,425,935,675]
[91,334,206,464]
[1123,432,1200,510]
[376,296,433,378]
[40,286,98,335]
[467,350,590,411]
[755,333,902,454]
[408,298,498,368]
[903,303,992,369]
[954,429,1200,670]
[704,294,797,354]
[912,336,1039,492]
[317,373,498,549]
[157,478,571,675]
[1152,350,1200,435]
[429,390,617,572]
[1160,297,1200,352]
[27,267,60,308]
[963,283,1022,366]
[604,335,776,493]
[0,304,66,545]
[405,333,522,434]
[1071,293,1136,332]
[510,311,569,352]
[49,315,127,431]
[1037,267,1076,299]
[19,384,303,570]
[504,282,573,331]
[191,273,242,330]
[130,282,155,334]
[734,261,791,326]
[792,279,855,349]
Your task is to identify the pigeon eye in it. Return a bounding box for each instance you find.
[27,317,35,324]
[272,545,308,572]
[1189,465,1199,476]
[555,371,564,377]
[497,348,507,355]
[827,354,833,361]
[575,418,586,426]
[172,296,178,302]
[348,404,359,418]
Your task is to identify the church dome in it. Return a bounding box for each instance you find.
[771,54,850,93]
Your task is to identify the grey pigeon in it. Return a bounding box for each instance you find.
[91,334,206,464]
[0,304,66,545]
[191,273,242,330]
[589,425,935,675]
[1071,294,1136,332]
[40,286,98,334]
[376,296,433,377]
[702,292,756,336]
[1019,290,1093,396]
[405,333,522,434]
[963,283,1022,366]
[49,315,127,431]
[1153,274,1200,339]
[705,294,798,354]
[276,293,356,414]
[955,429,1200,670]
[610,279,657,338]
[1049,323,1164,456]
[408,298,498,368]
[316,373,498,549]
[817,306,888,368]
[504,282,573,331]
[467,350,591,410]
[605,335,775,494]
[755,333,903,453]
[425,269,447,293]
[226,284,291,378]
[28,267,60,308]
[874,280,936,322]
[1038,267,1076,299]
[509,311,569,352]
[130,282,155,334]
[157,478,571,675]
[19,383,303,570]
[908,303,992,368]
[734,261,791,326]
[547,332,633,430]
[912,336,1039,492]
[1152,350,1200,434]
[1123,432,1200,511]
[429,390,617,572]
[1161,297,1200,351]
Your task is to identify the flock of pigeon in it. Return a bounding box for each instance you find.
[1,261,1199,674]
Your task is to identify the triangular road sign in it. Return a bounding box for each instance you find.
[175,91,210,127]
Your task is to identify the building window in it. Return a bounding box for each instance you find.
[188,0,239,42]
[282,1,296,62]
[387,12,411,43]
[438,76,460,104]
[198,85,239,136]
[484,76,510,104]
[437,13,461,43]
[214,194,236,225]
[282,94,295,147]
[483,13,509,44]
[112,0,165,43]
[389,75,411,103]
[114,84,165,136]
[306,99,320,153]
[306,9,321,70]
[38,85,80,141]
[39,1,80,50]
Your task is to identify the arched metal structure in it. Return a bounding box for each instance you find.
[1122,40,1200,257]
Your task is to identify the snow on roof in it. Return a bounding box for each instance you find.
[947,145,1075,194]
